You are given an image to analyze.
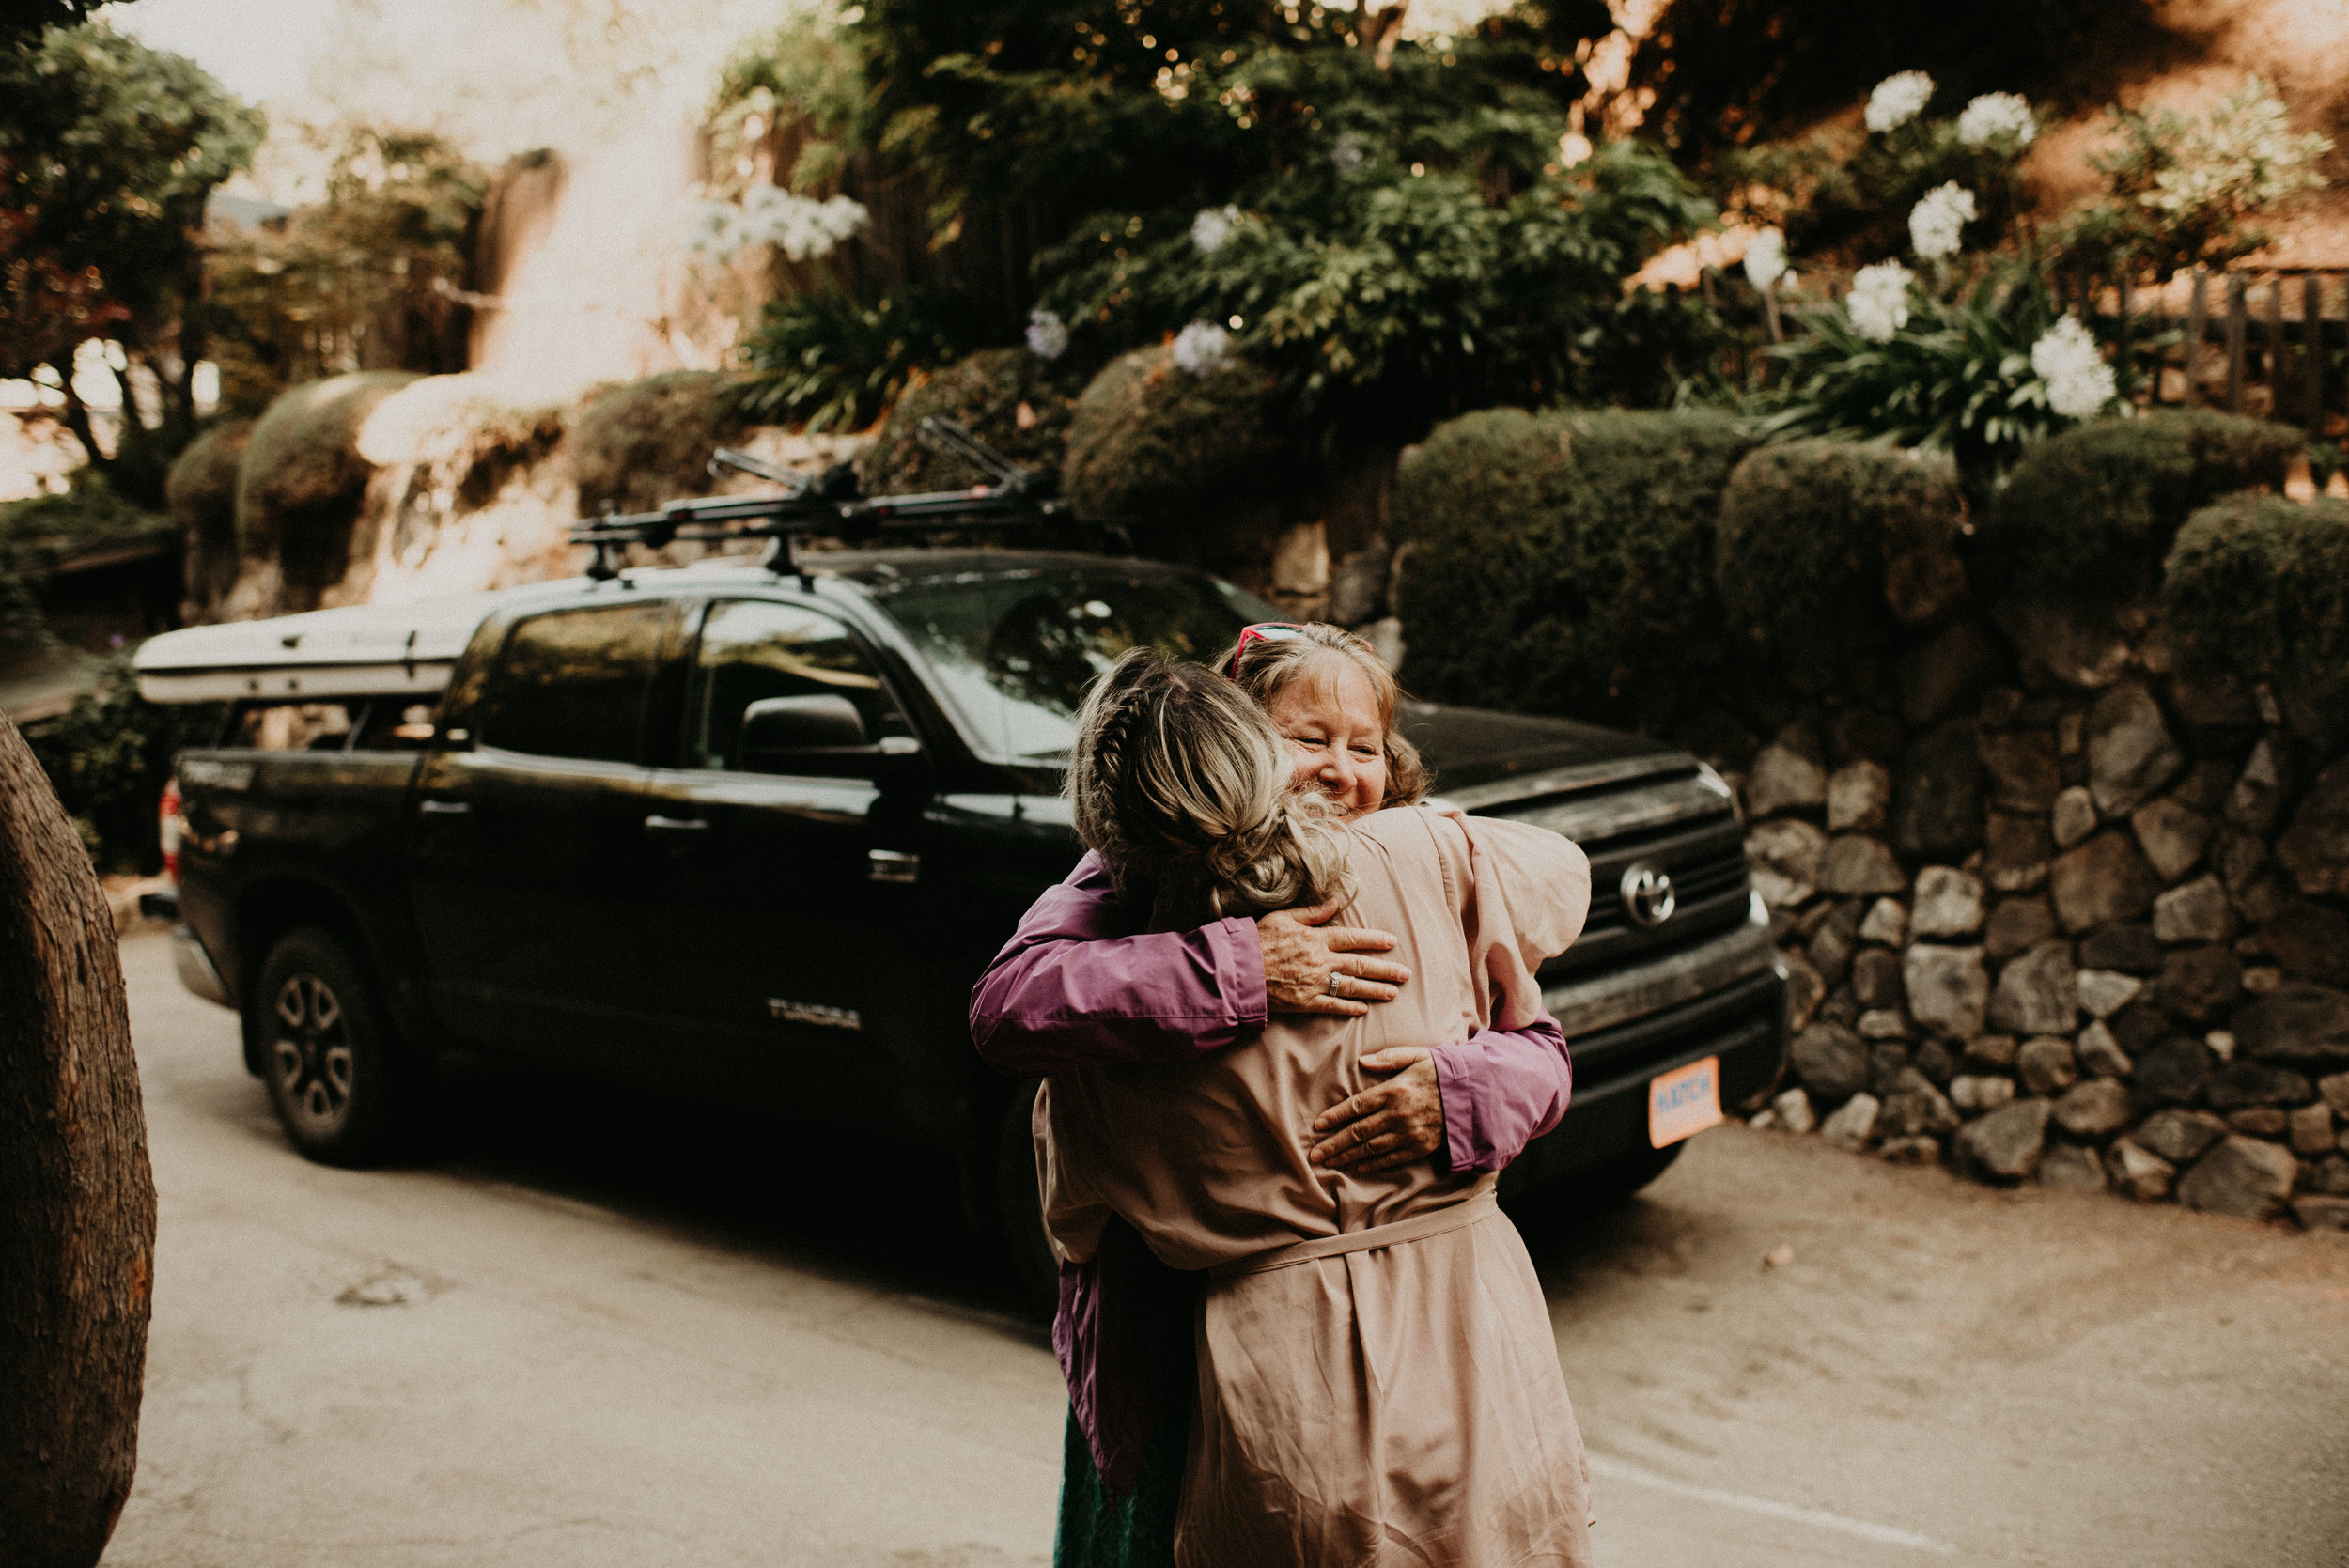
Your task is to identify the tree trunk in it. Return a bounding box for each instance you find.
[45,352,109,475]
[0,716,157,1568]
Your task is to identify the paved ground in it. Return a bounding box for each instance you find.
[104,925,2349,1567]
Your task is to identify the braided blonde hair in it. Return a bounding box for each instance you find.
[1068,648,1352,926]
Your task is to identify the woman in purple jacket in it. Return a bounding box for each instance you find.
[969,623,1579,1568]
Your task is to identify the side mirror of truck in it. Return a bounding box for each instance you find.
[742,694,868,753]
[739,695,923,786]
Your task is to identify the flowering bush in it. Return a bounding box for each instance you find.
[1764,273,2097,488]
[2029,316,2117,420]
[1864,71,1936,134]
[1845,261,1913,342]
[1715,71,2029,270]
[1025,308,1069,362]
[686,189,869,265]
[1189,206,1239,256]
[1954,93,2035,149]
[1907,182,1976,261]
[1742,227,1788,291]
[1171,321,1235,378]
[2055,76,2332,279]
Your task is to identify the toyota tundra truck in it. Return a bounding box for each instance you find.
[135,544,1785,1298]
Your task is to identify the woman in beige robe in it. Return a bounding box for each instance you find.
[1036,649,1595,1568]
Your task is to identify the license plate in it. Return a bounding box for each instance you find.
[1648,1056,1722,1148]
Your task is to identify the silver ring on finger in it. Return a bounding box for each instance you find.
[1328,969,1346,997]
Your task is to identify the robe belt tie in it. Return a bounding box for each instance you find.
[1208,1190,1500,1280]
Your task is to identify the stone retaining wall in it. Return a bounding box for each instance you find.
[1730,602,2349,1230]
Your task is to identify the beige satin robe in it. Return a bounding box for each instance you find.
[1036,806,1596,1567]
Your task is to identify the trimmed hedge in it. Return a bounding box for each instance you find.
[1061,345,1291,550]
[2164,493,2349,745]
[165,419,254,611]
[1985,410,2301,598]
[1394,408,1756,726]
[237,372,417,598]
[858,349,1080,496]
[1716,441,1967,660]
[568,370,747,517]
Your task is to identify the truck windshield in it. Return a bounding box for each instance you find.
[866,566,1273,759]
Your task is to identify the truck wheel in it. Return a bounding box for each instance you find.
[994,1080,1062,1318]
[1582,1140,1686,1205]
[253,926,422,1168]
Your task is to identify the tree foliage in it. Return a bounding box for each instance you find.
[1622,0,2172,163]
[738,1,1703,446]
[203,126,485,414]
[0,23,263,492]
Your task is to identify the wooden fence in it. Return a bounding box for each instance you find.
[1693,265,2349,439]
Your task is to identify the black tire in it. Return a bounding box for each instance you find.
[994,1079,1062,1317]
[1580,1140,1687,1204]
[251,926,424,1168]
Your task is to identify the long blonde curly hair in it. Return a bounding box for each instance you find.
[1068,648,1352,927]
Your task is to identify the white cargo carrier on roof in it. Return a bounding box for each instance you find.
[132,594,505,705]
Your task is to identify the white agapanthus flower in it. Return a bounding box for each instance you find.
[1907,182,1977,259]
[740,187,870,260]
[1025,308,1069,362]
[1864,71,1936,133]
[1847,260,1914,342]
[1743,227,1787,291]
[1172,320,1235,379]
[1955,92,2036,148]
[688,189,869,264]
[1190,205,1240,254]
[686,199,749,260]
[2031,315,2117,419]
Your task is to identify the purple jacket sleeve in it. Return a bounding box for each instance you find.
[1428,1010,1573,1173]
[969,850,1269,1076]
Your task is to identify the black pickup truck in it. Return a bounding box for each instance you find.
[136,546,1785,1295]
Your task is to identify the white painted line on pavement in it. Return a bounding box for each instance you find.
[1587,1453,1962,1556]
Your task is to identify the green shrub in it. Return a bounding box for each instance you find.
[237,372,417,599]
[23,658,221,874]
[729,286,984,435]
[1985,409,2300,599]
[1061,345,1292,551]
[1716,441,1967,661]
[1394,408,1757,727]
[857,349,1081,496]
[166,419,254,610]
[569,371,747,517]
[2163,494,2349,746]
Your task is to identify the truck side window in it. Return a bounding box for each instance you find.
[691,599,906,770]
[475,603,667,764]
[231,702,355,752]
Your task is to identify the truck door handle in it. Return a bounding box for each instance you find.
[868,848,919,883]
[644,815,711,838]
[417,800,471,816]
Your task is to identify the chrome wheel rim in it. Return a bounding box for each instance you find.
[272,973,352,1136]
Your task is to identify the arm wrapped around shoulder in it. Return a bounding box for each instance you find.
[1454,815,1591,1032]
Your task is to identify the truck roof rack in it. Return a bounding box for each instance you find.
[568,419,1116,585]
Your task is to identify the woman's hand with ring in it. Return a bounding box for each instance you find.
[1307,1048,1443,1172]
[1259,897,1409,1017]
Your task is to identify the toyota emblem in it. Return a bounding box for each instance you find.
[1620,863,1676,927]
